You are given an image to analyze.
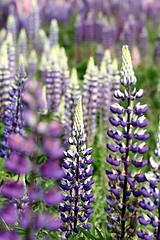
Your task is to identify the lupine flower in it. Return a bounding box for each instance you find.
[95,12,103,43]
[102,21,115,52]
[37,29,48,53]
[84,12,94,56]
[45,46,61,113]
[82,57,98,146]
[0,79,64,239]
[6,32,16,78]
[49,19,59,47]
[137,119,160,240]
[105,45,149,239]
[65,68,81,142]
[17,28,27,62]
[0,44,11,120]
[121,22,134,52]
[59,96,94,238]
[6,14,17,45]
[28,0,40,50]
[28,49,38,80]
[84,11,94,43]
[1,54,26,158]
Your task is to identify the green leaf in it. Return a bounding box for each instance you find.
[77,226,97,240]
[95,228,104,240]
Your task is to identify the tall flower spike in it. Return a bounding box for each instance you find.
[137,118,160,240]
[49,19,59,47]
[105,45,149,239]
[28,0,40,50]
[6,14,17,45]
[37,29,48,54]
[0,79,64,239]
[5,32,16,78]
[59,96,94,238]
[82,57,98,146]
[45,46,61,113]
[1,54,26,158]
[102,20,115,52]
[0,44,11,120]
[121,22,133,52]
[17,28,27,62]
[84,12,95,57]
[65,68,81,143]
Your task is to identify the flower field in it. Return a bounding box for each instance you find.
[0,0,159,239]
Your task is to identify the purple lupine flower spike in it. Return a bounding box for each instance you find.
[45,47,61,113]
[59,96,94,238]
[105,45,149,239]
[28,49,38,80]
[82,57,98,146]
[65,68,81,142]
[6,32,16,78]
[84,11,94,57]
[137,119,160,239]
[6,14,17,46]
[121,22,133,52]
[102,20,115,53]
[17,28,27,63]
[22,80,64,238]
[1,54,26,158]
[0,79,64,239]
[49,19,59,47]
[28,0,40,50]
[95,12,103,43]
[0,44,11,121]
